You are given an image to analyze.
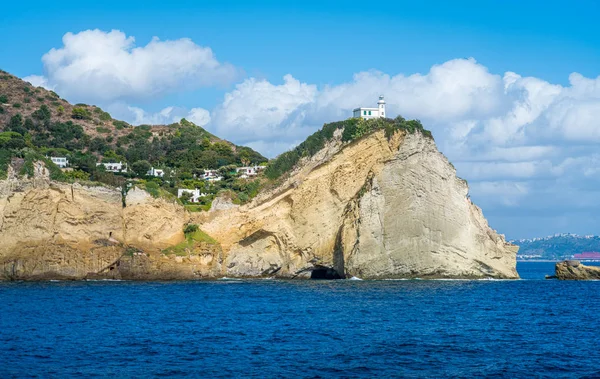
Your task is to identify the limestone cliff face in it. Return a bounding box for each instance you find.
[195,130,518,279]
[0,129,518,280]
[0,164,215,280]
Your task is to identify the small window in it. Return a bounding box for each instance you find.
[363,110,367,115]
[368,111,371,115]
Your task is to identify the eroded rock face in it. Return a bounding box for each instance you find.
[555,260,600,280]
[1,129,519,280]
[196,130,519,279]
[0,174,191,280]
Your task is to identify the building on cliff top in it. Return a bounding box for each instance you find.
[353,95,386,120]
[177,188,206,203]
[96,161,127,173]
[47,156,69,168]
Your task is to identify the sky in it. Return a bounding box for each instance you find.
[1,0,600,239]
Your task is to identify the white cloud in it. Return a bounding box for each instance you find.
[23,75,54,90]
[199,58,600,238]
[32,29,239,102]
[106,103,211,127]
[209,74,318,142]
[187,108,211,126]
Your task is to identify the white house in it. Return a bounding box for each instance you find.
[96,161,127,173]
[352,95,386,120]
[147,167,165,177]
[177,188,206,203]
[236,165,265,179]
[202,169,223,182]
[236,166,257,178]
[49,157,68,168]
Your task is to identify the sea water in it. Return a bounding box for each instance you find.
[1,262,599,378]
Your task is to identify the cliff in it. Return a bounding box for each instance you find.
[0,129,519,280]
[555,260,600,280]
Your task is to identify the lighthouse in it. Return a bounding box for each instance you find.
[352,95,387,120]
[377,95,386,118]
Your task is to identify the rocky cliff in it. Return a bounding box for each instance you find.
[0,129,519,280]
[555,260,600,280]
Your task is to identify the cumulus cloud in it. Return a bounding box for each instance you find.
[23,75,54,90]
[209,74,318,142]
[33,29,239,102]
[106,103,211,126]
[201,58,600,237]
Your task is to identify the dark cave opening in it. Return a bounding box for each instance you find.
[310,266,343,280]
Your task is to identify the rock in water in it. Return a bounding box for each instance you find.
[555,260,600,280]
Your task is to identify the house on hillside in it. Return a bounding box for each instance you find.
[353,95,386,120]
[147,167,165,177]
[202,169,222,182]
[177,188,206,203]
[96,161,127,173]
[48,156,68,168]
[236,165,265,179]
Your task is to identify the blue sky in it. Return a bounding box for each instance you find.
[1,0,600,239]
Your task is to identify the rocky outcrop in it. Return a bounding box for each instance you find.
[194,130,518,279]
[0,129,518,280]
[555,260,600,280]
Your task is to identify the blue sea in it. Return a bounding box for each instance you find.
[1,262,599,378]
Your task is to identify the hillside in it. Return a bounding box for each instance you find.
[0,69,267,205]
[513,234,600,260]
[0,69,265,169]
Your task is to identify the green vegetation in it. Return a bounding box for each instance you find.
[0,149,11,179]
[96,126,111,134]
[112,120,129,129]
[0,94,8,103]
[265,116,432,180]
[32,105,51,121]
[183,224,199,234]
[63,169,91,181]
[163,226,218,256]
[12,103,21,108]
[71,107,91,120]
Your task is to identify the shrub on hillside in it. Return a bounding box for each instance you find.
[71,107,91,120]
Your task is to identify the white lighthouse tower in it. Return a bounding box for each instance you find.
[352,95,387,120]
[377,95,386,118]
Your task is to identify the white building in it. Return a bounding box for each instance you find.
[202,169,223,182]
[352,95,386,120]
[96,161,127,173]
[49,157,68,168]
[236,166,257,178]
[177,188,206,203]
[236,165,265,179]
[147,167,165,177]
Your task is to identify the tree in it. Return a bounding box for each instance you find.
[239,150,251,166]
[71,107,91,120]
[8,114,23,129]
[32,104,51,121]
[131,160,151,177]
[179,191,193,203]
